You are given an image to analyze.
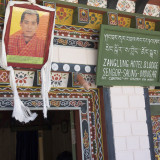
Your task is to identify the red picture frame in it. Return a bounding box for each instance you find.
[4,4,55,69]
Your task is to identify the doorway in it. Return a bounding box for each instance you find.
[0,110,79,160]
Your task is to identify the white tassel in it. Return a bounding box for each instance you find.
[41,61,52,118]
[12,96,37,123]
[9,67,37,123]
[41,10,55,119]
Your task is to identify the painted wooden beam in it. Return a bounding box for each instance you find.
[129,0,160,6]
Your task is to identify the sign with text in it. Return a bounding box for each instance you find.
[96,25,160,86]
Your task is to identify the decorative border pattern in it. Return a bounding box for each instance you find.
[54,29,99,40]
[54,23,99,40]
[151,115,160,160]
[51,63,96,74]
[0,87,104,160]
[55,24,99,34]
[149,90,160,159]
[53,37,98,49]
[149,90,160,104]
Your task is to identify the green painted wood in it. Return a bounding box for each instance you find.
[96,24,160,86]
[0,6,5,16]
[150,105,160,115]
[155,21,160,32]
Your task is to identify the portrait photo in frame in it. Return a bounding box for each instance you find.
[4,3,55,69]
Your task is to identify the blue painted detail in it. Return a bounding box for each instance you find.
[103,87,116,160]
[144,88,155,160]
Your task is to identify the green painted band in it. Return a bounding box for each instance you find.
[7,55,44,64]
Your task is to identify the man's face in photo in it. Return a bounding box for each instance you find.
[20,13,38,38]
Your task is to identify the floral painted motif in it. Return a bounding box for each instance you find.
[56,7,73,25]
[51,73,62,86]
[15,72,27,84]
[14,70,35,87]
[85,12,102,29]
[118,16,131,28]
[90,14,97,24]
[51,73,69,87]
[145,21,155,31]
[37,71,69,87]
[57,8,67,20]
[0,70,9,84]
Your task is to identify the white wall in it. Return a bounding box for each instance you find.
[110,86,151,160]
[52,45,98,65]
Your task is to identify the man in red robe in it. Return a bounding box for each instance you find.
[8,9,45,58]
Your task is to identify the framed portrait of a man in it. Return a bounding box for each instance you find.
[4,4,55,69]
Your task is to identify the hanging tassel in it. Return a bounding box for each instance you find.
[9,67,38,123]
[41,64,51,118]
[41,11,55,119]
[12,96,37,123]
